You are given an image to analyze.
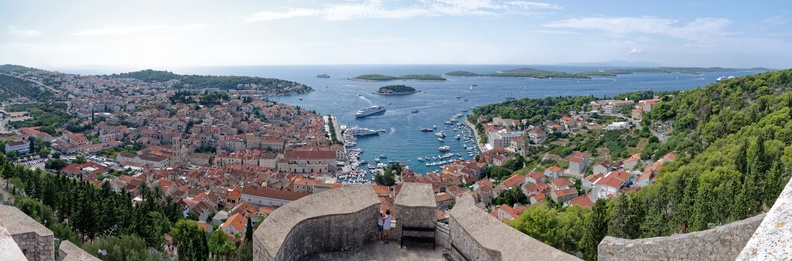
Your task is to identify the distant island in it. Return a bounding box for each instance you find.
[106,69,313,96]
[373,85,419,95]
[444,66,773,80]
[349,74,446,81]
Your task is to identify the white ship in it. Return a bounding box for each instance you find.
[355,105,386,118]
[345,126,386,136]
[439,146,451,152]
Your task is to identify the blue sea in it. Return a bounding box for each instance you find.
[100,65,765,175]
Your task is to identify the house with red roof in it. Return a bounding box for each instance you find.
[567,151,589,177]
[569,195,594,208]
[592,161,611,175]
[544,166,564,180]
[62,162,108,177]
[220,213,248,236]
[525,172,546,184]
[592,171,630,199]
[623,153,642,170]
[493,204,520,221]
[474,179,494,204]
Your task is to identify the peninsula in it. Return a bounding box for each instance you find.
[372,85,419,95]
[349,74,446,81]
[106,69,313,95]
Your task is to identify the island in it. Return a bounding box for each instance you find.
[106,69,313,96]
[444,66,773,79]
[372,85,420,95]
[349,74,446,81]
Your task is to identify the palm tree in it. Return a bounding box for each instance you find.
[152,184,163,201]
[138,182,149,201]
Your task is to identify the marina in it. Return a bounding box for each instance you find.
[227,65,758,175]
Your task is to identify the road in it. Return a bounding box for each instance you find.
[529,152,550,173]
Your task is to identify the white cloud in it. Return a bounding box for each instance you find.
[761,15,788,26]
[531,30,580,35]
[246,8,320,21]
[244,0,559,21]
[627,47,643,55]
[6,26,41,37]
[74,24,205,36]
[544,16,733,41]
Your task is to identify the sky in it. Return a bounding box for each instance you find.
[1,0,791,69]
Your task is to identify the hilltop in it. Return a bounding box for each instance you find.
[444,66,773,79]
[105,69,313,95]
[349,73,446,81]
[372,85,419,95]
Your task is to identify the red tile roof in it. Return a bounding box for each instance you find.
[570,195,593,207]
[501,174,524,188]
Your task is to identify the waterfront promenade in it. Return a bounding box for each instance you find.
[464,118,489,154]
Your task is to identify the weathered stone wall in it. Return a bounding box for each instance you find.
[59,240,101,261]
[12,232,54,261]
[738,177,792,260]
[252,185,381,261]
[436,222,450,249]
[448,194,581,261]
[0,219,28,261]
[0,205,54,261]
[599,213,765,261]
[393,183,437,242]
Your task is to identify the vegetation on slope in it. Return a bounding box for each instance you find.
[107,69,313,95]
[475,70,792,259]
[374,85,418,94]
[350,74,446,81]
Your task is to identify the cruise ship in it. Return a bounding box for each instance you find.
[355,105,386,118]
[345,126,386,136]
[316,73,330,78]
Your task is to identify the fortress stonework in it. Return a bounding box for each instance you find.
[251,177,792,261]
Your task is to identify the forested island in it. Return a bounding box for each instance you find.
[445,66,773,79]
[349,74,446,81]
[446,68,593,79]
[106,69,313,95]
[372,85,419,95]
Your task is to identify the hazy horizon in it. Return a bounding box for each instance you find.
[2,0,791,69]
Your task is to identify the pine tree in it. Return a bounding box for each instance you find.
[582,199,609,261]
[735,138,748,175]
[607,196,629,238]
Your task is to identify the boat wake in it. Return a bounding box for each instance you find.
[389,127,396,135]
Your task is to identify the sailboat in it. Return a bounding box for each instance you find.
[505,91,516,101]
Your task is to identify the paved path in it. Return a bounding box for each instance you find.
[305,240,444,261]
[529,152,550,173]
[464,119,488,153]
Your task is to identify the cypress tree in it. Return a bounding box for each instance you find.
[582,199,609,261]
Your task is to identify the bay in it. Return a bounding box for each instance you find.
[170,65,761,176]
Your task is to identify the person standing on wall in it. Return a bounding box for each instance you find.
[376,210,384,241]
[381,209,394,244]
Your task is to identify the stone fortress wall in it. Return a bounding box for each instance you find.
[252,177,792,261]
[252,185,381,261]
[598,214,765,261]
[0,205,97,261]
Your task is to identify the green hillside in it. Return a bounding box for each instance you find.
[107,69,313,95]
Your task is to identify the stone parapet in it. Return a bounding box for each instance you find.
[0,219,28,261]
[59,240,101,261]
[0,205,54,261]
[253,185,381,261]
[448,194,580,261]
[738,177,792,260]
[393,183,437,242]
[599,213,765,261]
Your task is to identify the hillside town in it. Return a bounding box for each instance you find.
[0,66,678,229]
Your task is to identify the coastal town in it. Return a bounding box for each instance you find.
[0,66,678,230]
[10,61,789,261]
